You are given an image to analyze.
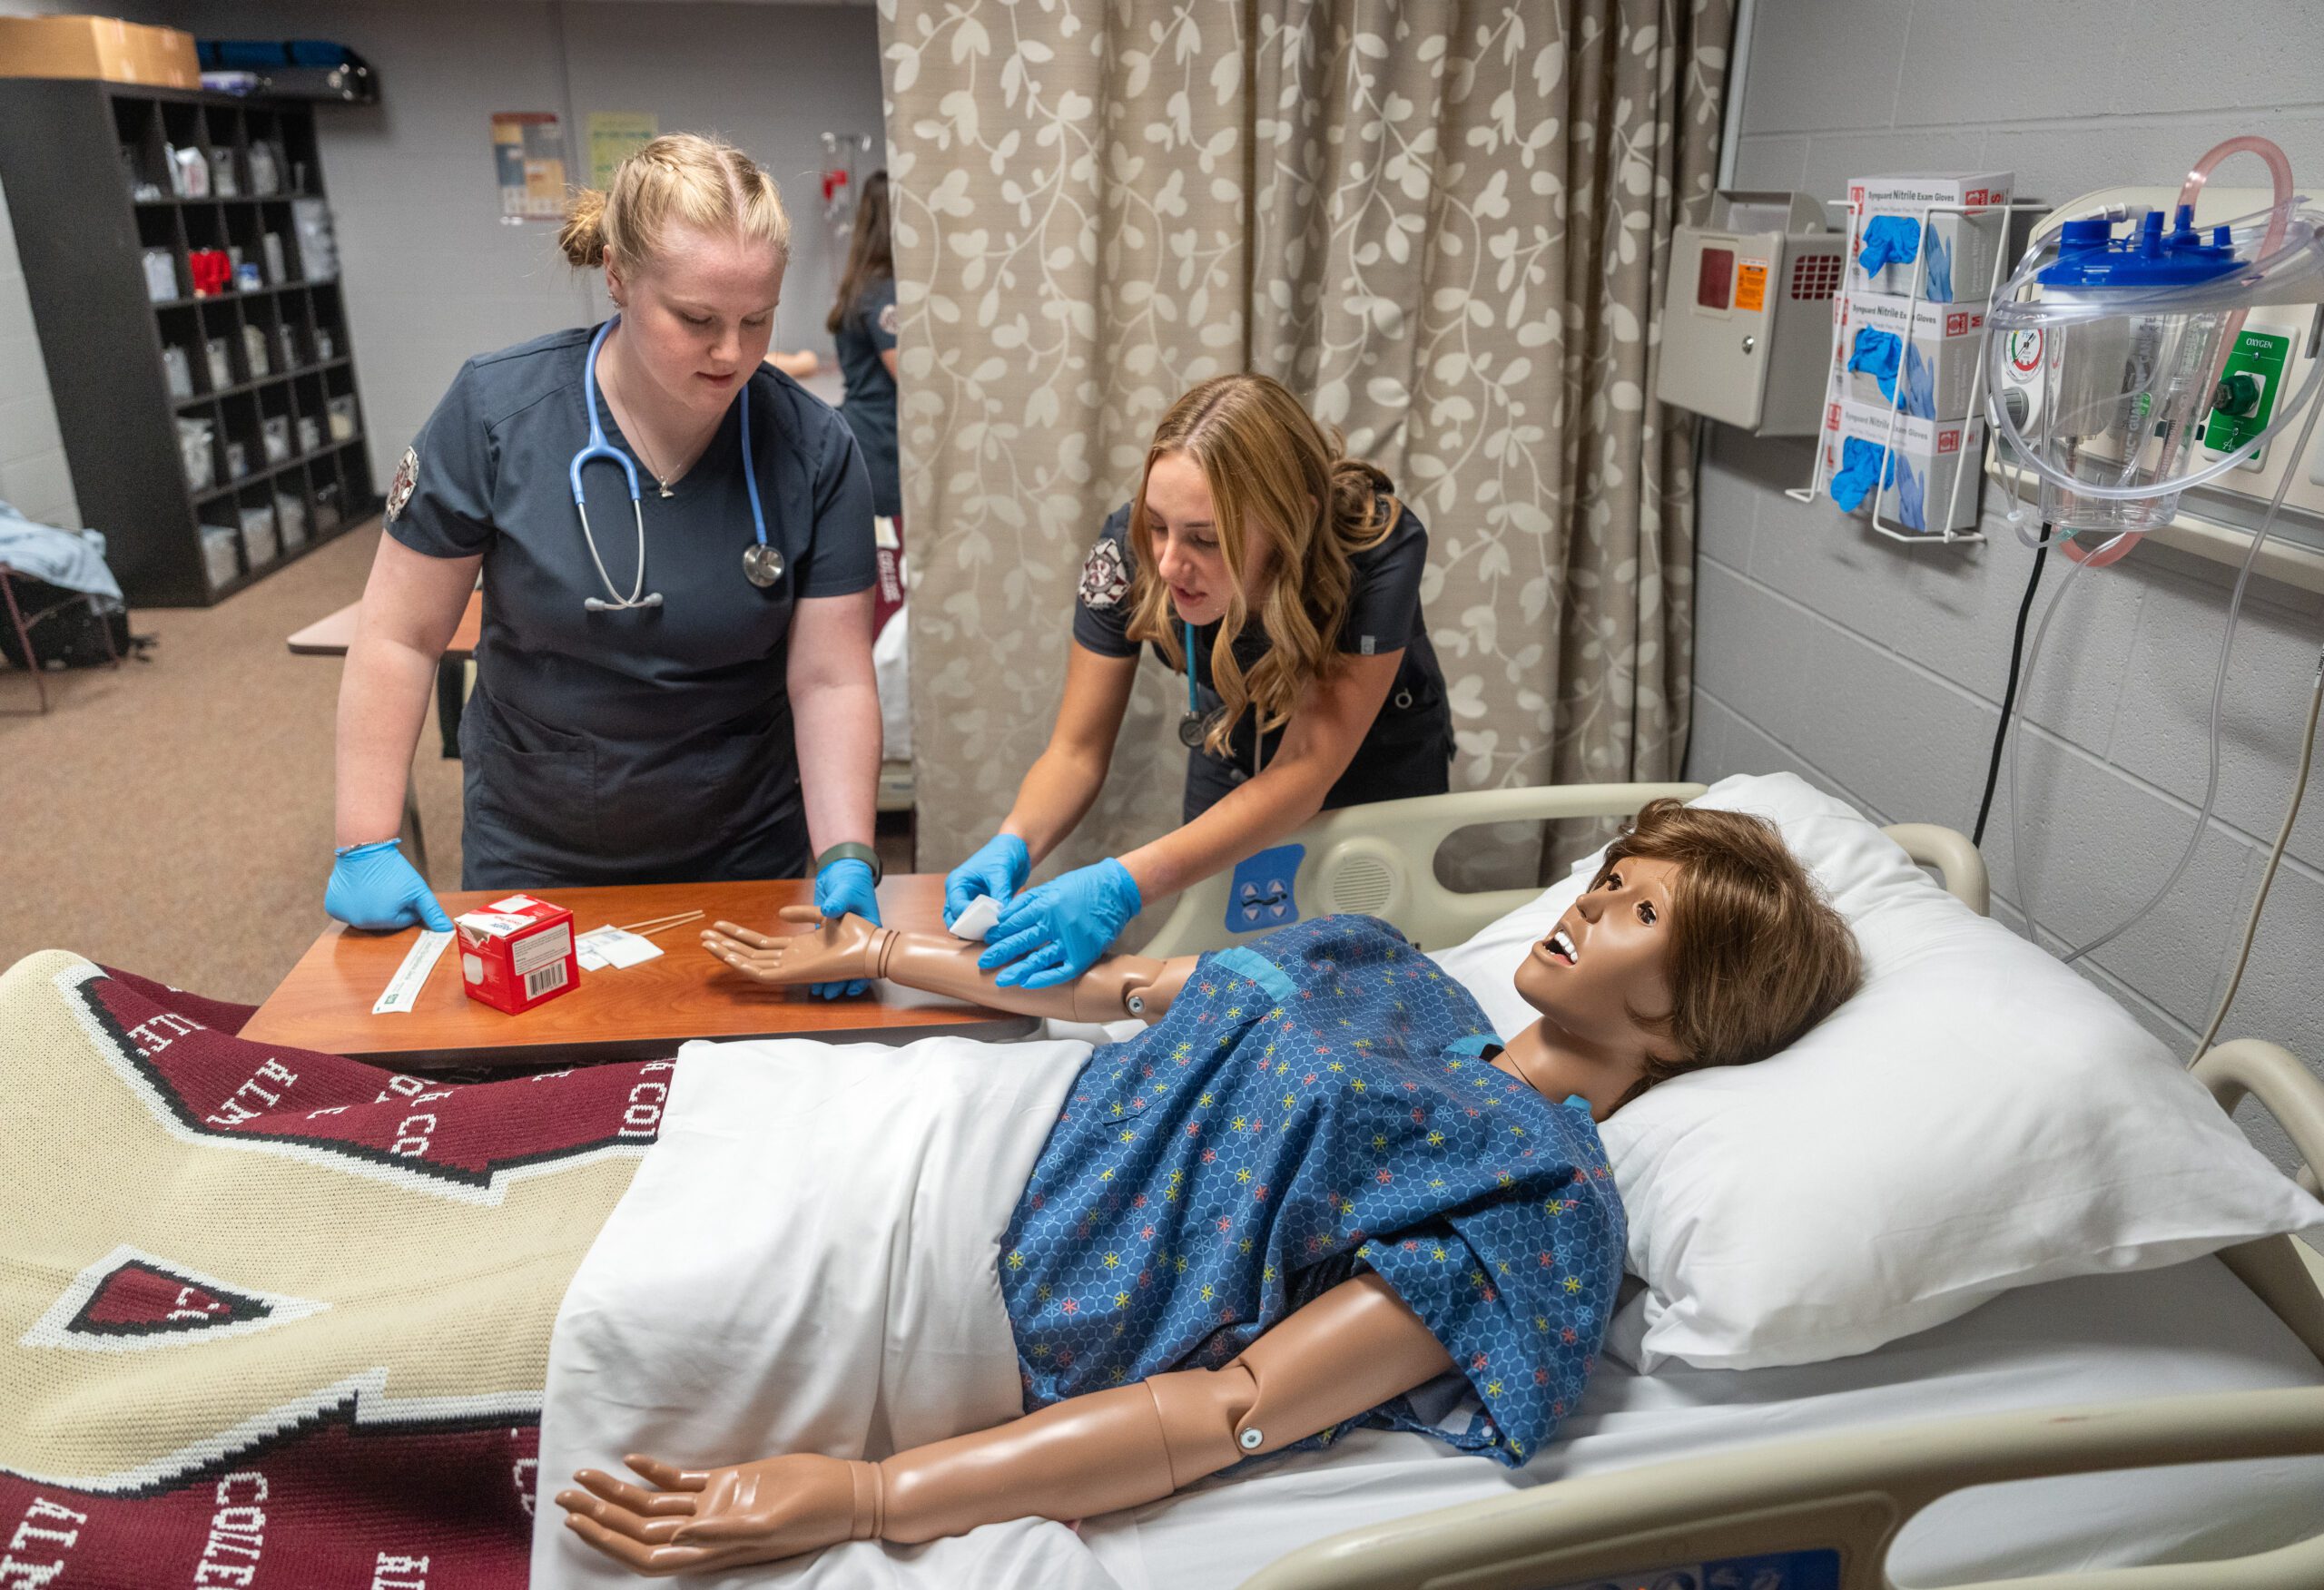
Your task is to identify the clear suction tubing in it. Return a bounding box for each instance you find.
[1985,187,2324,551]
[1985,136,2324,981]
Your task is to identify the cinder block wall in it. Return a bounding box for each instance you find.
[1689,0,2324,1172]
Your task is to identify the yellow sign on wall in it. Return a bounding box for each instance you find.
[588,112,659,189]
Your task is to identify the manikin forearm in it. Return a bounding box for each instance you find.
[879,928,1195,1024]
[868,1273,1451,1543]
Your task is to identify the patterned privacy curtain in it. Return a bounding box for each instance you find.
[883,0,1730,888]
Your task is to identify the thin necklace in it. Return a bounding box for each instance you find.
[603,336,679,497]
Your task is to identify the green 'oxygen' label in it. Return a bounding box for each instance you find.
[2200,328,2293,455]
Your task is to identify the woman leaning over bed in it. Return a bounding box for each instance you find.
[560,801,1861,1575]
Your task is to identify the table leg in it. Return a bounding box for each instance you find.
[0,567,49,715]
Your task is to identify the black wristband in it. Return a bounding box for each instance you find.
[814,841,882,884]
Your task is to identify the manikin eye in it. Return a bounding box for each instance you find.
[1637,900,1658,926]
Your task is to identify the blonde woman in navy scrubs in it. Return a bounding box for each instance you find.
[327,134,885,995]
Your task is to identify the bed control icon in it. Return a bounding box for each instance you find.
[1226,844,1305,932]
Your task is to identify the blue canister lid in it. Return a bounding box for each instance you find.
[2038,205,2245,290]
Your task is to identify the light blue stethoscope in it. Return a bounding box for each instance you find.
[571,315,781,613]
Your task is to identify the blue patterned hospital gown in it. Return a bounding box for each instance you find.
[1000,914,1624,1466]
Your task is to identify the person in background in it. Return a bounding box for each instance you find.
[826,170,899,525]
[327,133,883,996]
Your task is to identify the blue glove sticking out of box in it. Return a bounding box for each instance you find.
[1829,437,1894,514]
[1848,328,1903,403]
[1857,214,1923,277]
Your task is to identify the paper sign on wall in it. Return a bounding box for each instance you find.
[491,112,566,221]
[588,112,658,188]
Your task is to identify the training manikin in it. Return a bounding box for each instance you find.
[556,800,1859,1576]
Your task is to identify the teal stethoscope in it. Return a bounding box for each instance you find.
[1178,618,1267,779]
[572,315,781,613]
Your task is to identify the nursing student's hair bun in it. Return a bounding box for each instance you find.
[559,187,612,268]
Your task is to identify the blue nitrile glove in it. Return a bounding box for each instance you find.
[1857,214,1922,276]
[978,858,1143,990]
[944,833,1032,929]
[811,857,881,999]
[1896,456,1927,532]
[1903,342,1937,418]
[1828,437,1891,514]
[1848,327,1903,403]
[326,839,454,933]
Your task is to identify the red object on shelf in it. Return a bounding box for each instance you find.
[822,167,849,206]
[186,249,231,297]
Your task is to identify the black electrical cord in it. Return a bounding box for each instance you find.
[1972,527,2053,847]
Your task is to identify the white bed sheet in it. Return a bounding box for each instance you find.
[1078,1252,2324,1587]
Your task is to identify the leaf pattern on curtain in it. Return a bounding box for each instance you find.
[882,0,1729,889]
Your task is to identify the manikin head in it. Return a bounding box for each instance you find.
[560,133,792,424]
[1505,800,1861,1119]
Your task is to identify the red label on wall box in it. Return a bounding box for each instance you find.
[1826,402,1842,430]
[1946,312,1968,337]
[1937,428,1961,454]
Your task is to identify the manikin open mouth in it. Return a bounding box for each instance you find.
[1546,928,1579,965]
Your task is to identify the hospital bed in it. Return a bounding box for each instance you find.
[1098,780,2324,1589]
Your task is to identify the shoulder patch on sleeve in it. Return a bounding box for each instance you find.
[385,446,419,524]
[877,300,898,336]
[1078,535,1129,610]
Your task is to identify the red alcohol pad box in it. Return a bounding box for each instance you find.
[454,894,579,1015]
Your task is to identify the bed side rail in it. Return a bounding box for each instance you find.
[2197,1038,2324,1363]
[1882,820,1989,915]
[1139,782,1706,958]
[1240,1385,2324,1590]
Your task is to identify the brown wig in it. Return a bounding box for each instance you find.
[825,169,892,335]
[1122,375,1398,755]
[1594,800,1861,1107]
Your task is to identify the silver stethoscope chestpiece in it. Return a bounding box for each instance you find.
[743,543,785,587]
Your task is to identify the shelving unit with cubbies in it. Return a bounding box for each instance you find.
[0,80,376,605]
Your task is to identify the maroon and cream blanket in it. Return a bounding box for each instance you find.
[0,950,663,1590]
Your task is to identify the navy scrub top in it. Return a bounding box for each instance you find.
[386,324,877,889]
[832,277,900,518]
[1072,496,1452,821]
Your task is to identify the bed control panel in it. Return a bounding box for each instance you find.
[1540,1546,1840,1590]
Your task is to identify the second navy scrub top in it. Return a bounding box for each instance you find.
[832,276,901,518]
[388,324,877,888]
[1072,496,1453,821]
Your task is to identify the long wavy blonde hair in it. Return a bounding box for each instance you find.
[1124,376,1398,754]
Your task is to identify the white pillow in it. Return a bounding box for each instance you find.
[1430,772,2324,1371]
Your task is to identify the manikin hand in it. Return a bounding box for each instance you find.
[703,906,881,989]
[558,1452,858,1576]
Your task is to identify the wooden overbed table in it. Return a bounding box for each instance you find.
[242,875,1038,1069]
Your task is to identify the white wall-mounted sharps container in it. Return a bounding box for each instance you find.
[1658,191,1847,435]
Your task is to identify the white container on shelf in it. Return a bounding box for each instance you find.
[162,345,193,399]
[239,503,279,568]
[275,489,310,550]
[142,249,178,302]
[294,414,321,455]
[242,324,271,377]
[261,416,291,465]
[261,232,287,284]
[223,439,249,480]
[326,395,357,442]
[204,337,232,388]
[201,525,240,589]
[176,417,214,491]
